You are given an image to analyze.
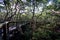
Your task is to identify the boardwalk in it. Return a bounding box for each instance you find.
[0,21,31,40]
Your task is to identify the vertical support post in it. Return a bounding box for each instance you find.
[2,22,9,40]
[2,23,7,40]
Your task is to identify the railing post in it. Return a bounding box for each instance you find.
[7,22,9,40]
[2,23,7,40]
[2,21,9,40]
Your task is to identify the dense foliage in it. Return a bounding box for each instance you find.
[0,0,60,40]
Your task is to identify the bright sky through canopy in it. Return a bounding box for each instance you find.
[0,0,53,13]
[0,0,3,2]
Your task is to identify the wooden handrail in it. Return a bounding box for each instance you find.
[51,10,60,14]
